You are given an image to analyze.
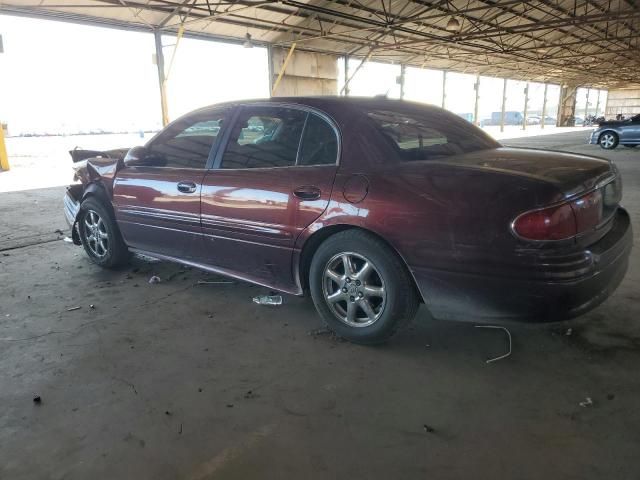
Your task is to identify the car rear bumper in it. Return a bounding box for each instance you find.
[413,207,632,323]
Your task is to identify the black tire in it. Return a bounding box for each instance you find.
[598,131,619,150]
[623,144,638,148]
[309,230,419,345]
[78,197,129,268]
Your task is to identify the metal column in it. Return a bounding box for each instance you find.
[595,90,601,117]
[473,73,480,125]
[399,64,406,100]
[343,55,350,96]
[522,83,529,130]
[154,30,170,127]
[500,78,507,132]
[267,44,275,95]
[541,83,548,129]
[584,88,590,120]
[441,71,447,109]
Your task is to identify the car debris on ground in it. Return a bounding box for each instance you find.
[196,280,235,285]
[579,397,593,407]
[253,294,283,306]
[475,325,512,363]
[66,306,81,312]
[148,275,161,284]
[308,327,332,337]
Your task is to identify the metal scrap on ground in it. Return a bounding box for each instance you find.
[475,325,512,363]
[197,280,235,285]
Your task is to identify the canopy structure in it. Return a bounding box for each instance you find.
[2,0,640,88]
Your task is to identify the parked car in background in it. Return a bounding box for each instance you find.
[542,116,557,126]
[589,113,640,149]
[527,115,541,125]
[481,111,524,126]
[63,98,632,344]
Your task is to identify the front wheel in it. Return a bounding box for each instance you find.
[309,230,419,345]
[78,197,129,268]
[599,132,619,149]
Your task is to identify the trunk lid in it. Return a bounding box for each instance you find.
[429,147,615,199]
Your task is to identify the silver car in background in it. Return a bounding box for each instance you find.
[589,114,640,149]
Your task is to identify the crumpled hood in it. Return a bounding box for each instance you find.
[71,152,127,195]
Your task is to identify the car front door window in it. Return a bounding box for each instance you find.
[219,107,307,169]
[147,111,227,168]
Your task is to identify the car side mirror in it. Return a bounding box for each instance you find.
[124,146,165,167]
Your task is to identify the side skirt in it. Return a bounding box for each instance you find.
[128,247,304,296]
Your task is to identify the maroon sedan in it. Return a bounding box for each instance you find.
[64,97,632,344]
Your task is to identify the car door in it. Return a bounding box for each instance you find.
[112,107,231,260]
[199,104,339,292]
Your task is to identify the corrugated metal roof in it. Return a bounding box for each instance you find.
[2,0,639,88]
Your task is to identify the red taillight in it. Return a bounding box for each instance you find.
[513,203,577,241]
[513,190,604,241]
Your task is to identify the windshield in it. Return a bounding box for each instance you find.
[367,108,499,161]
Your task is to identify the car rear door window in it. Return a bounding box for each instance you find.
[299,114,338,166]
[147,109,227,169]
[220,107,307,169]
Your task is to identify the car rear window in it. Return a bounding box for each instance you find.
[367,109,498,161]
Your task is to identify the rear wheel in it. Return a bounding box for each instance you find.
[78,197,129,268]
[309,230,419,345]
[599,132,619,150]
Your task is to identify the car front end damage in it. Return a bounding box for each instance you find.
[63,148,128,245]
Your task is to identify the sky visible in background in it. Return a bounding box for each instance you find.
[0,15,269,135]
[0,15,607,136]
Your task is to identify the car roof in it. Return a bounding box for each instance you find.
[199,96,448,116]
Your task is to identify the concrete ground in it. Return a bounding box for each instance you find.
[1,131,639,479]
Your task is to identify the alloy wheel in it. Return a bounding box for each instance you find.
[600,134,616,149]
[84,210,109,258]
[322,252,386,328]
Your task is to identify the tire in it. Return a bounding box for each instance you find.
[623,144,638,148]
[309,230,419,345]
[599,131,619,150]
[78,197,129,268]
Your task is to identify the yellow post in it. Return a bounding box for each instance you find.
[0,122,9,171]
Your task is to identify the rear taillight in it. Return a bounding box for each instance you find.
[512,203,576,241]
[512,190,604,241]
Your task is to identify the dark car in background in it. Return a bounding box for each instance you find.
[64,98,632,344]
[589,113,640,149]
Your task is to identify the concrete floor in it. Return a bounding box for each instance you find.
[1,131,639,479]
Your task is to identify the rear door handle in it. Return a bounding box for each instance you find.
[177,181,197,194]
[293,186,321,201]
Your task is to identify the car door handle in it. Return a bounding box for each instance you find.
[293,186,321,200]
[177,181,197,194]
